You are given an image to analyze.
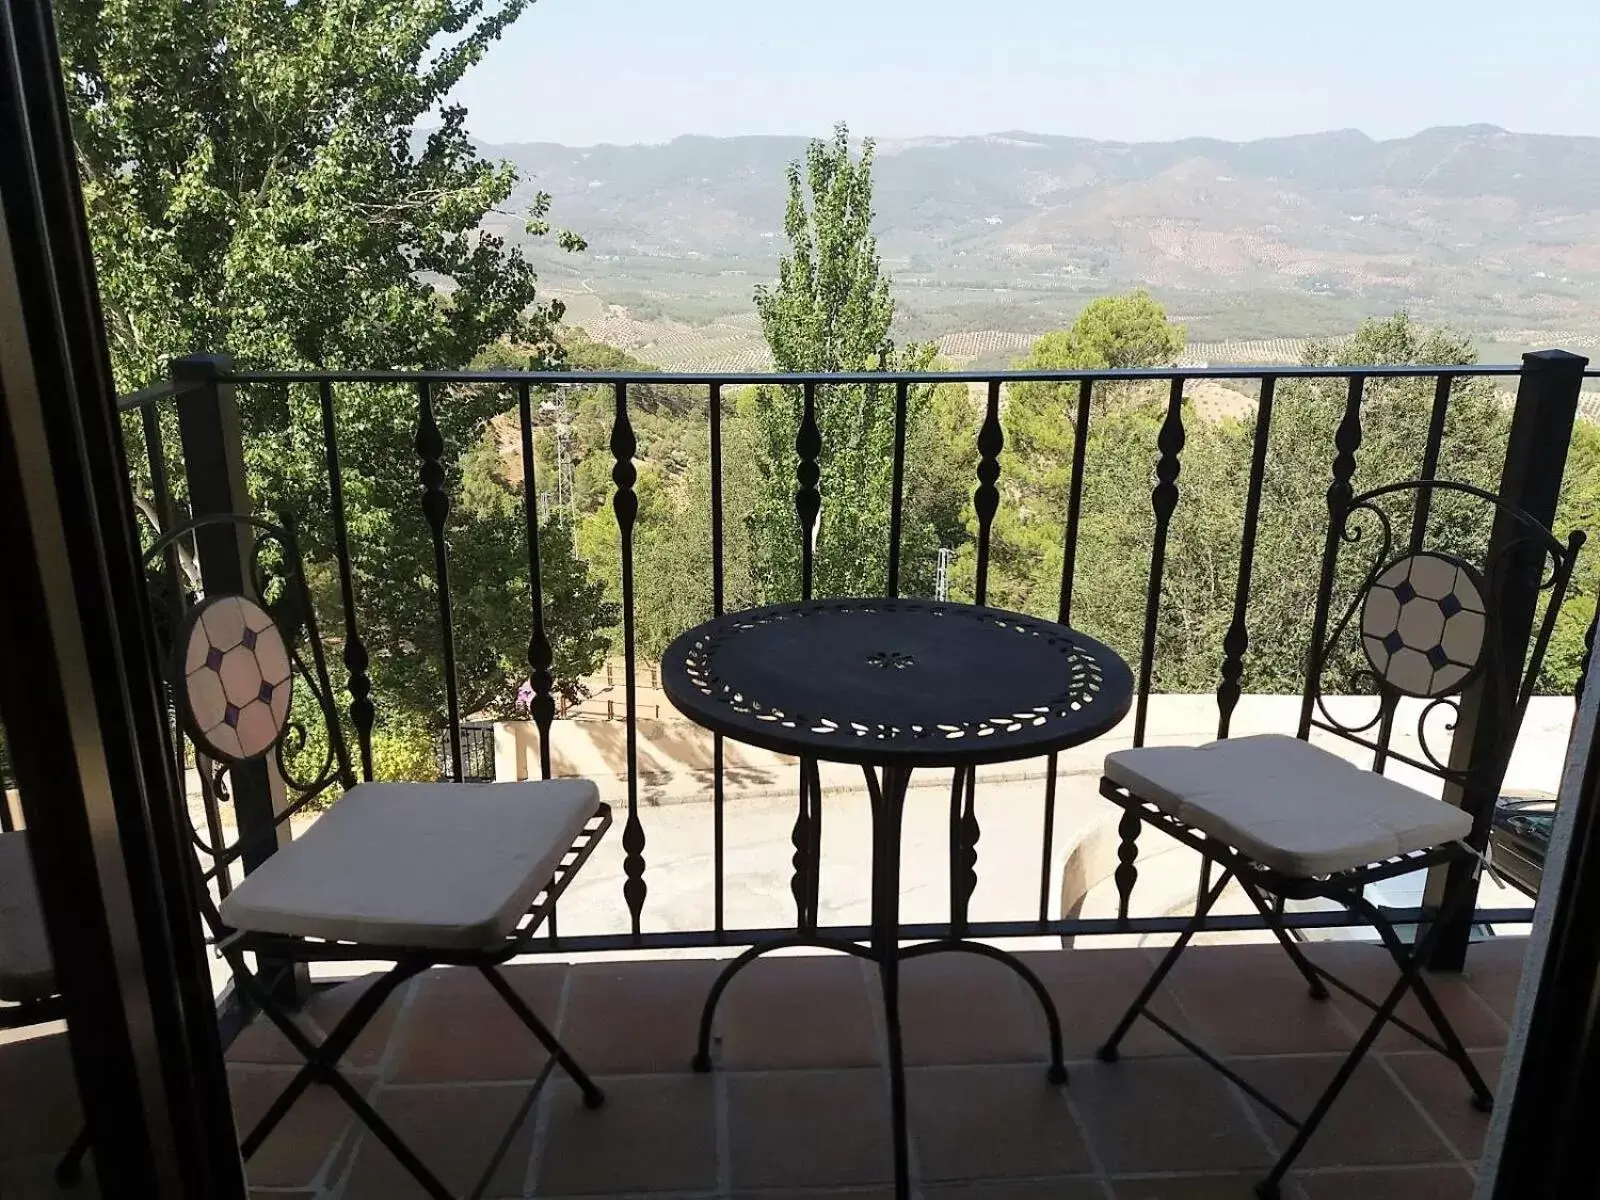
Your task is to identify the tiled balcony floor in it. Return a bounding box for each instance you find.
[3,937,1528,1200]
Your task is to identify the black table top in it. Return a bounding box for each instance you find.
[660,598,1134,768]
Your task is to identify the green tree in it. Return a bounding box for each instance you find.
[1142,313,1511,696]
[1546,421,1600,692]
[58,0,581,387]
[1024,290,1186,372]
[59,0,614,745]
[979,292,1187,619]
[750,123,941,600]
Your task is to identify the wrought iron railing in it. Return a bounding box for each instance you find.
[118,353,1593,962]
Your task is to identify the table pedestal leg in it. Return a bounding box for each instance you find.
[694,758,1068,1200]
[691,932,878,1073]
[866,764,913,1200]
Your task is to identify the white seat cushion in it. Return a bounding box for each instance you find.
[219,779,599,951]
[1103,734,1471,877]
[0,832,56,1002]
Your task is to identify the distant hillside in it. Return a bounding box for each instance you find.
[480,125,1600,339]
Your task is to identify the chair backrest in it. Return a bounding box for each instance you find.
[1299,479,1583,789]
[143,513,353,918]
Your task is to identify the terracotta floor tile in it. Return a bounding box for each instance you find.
[339,1082,538,1199]
[0,1154,101,1199]
[1382,1050,1501,1160]
[727,1069,894,1188]
[1158,944,1358,1057]
[1295,1165,1475,1199]
[1234,1056,1452,1169]
[927,1181,1106,1200]
[224,972,408,1069]
[562,957,724,1074]
[1110,1175,1305,1200]
[0,945,1526,1199]
[907,1064,1090,1180]
[1014,948,1192,1059]
[230,1065,374,1189]
[1067,1058,1272,1175]
[1303,943,1507,1053]
[0,1028,82,1159]
[388,964,567,1083]
[897,951,1052,1067]
[714,954,881,1070]
[534,1073,717,1195]
[1460,937,1530,1025]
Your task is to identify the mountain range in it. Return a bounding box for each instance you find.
[477,125,1600,349]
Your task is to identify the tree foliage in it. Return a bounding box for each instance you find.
[973,303,1595,699]
[59,0,582,384]
[61,0,615,745]
[749,123,965,600]
[1021,290,1186,372]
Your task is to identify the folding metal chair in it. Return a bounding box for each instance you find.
[144,513,610,1200]
[1094,480,1583,1199]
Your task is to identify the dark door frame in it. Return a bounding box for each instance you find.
[1486,677,1600,1197]
[0,0,246,1195]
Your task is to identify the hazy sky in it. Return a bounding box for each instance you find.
[449,0,1600,146]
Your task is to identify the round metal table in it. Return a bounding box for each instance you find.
[661,598,1134,1200]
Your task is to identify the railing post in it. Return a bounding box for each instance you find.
[172,353,306,1000]
[1429,349,1588,970]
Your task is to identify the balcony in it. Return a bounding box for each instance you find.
[2,352,1592,1198]
[4,936,1526,1198]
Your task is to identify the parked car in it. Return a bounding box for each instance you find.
[1489,791,1557,898]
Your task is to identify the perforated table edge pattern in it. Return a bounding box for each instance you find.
[660,598,1135,769]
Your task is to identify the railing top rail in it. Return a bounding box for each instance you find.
[115,378,204,412]
[211,363,1527,387]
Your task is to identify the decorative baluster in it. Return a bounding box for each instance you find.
[787,771,812,928]
[1409,374,1454,553]
[1216,377,1274,739]
[318,381,373,779]
[141,402,218,862]
[886,380,909,598]
[415,381,461,779]
[1115,808,1142,925]
[1299,375,1366,738]
[1040,379,1095,924]
[972,379,1003,602]
[951,380,1005,930]
[946,768,979,934]
[710,381,726,935]
[1058,379,1094,627]
[1133,378,1186,748]
[1329,376,1366,520]
[517,383,556,780]
[796,380,821,598]
[791,381,822,926]
[612,382,647,937]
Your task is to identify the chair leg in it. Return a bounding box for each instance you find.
[1098,864,1234,1062]
[1237,875,1330,1000]
[226,955,457,1199]
[1254,867,1487,1198]
[479,965,605,1109]
[54,1125,91,1185]
[230,957,418,1158]
[1347,889,1495,1111]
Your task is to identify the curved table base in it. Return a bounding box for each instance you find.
[691,932,879,1072]
[690,764,1068,1200]
[692,933,1068,1080]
